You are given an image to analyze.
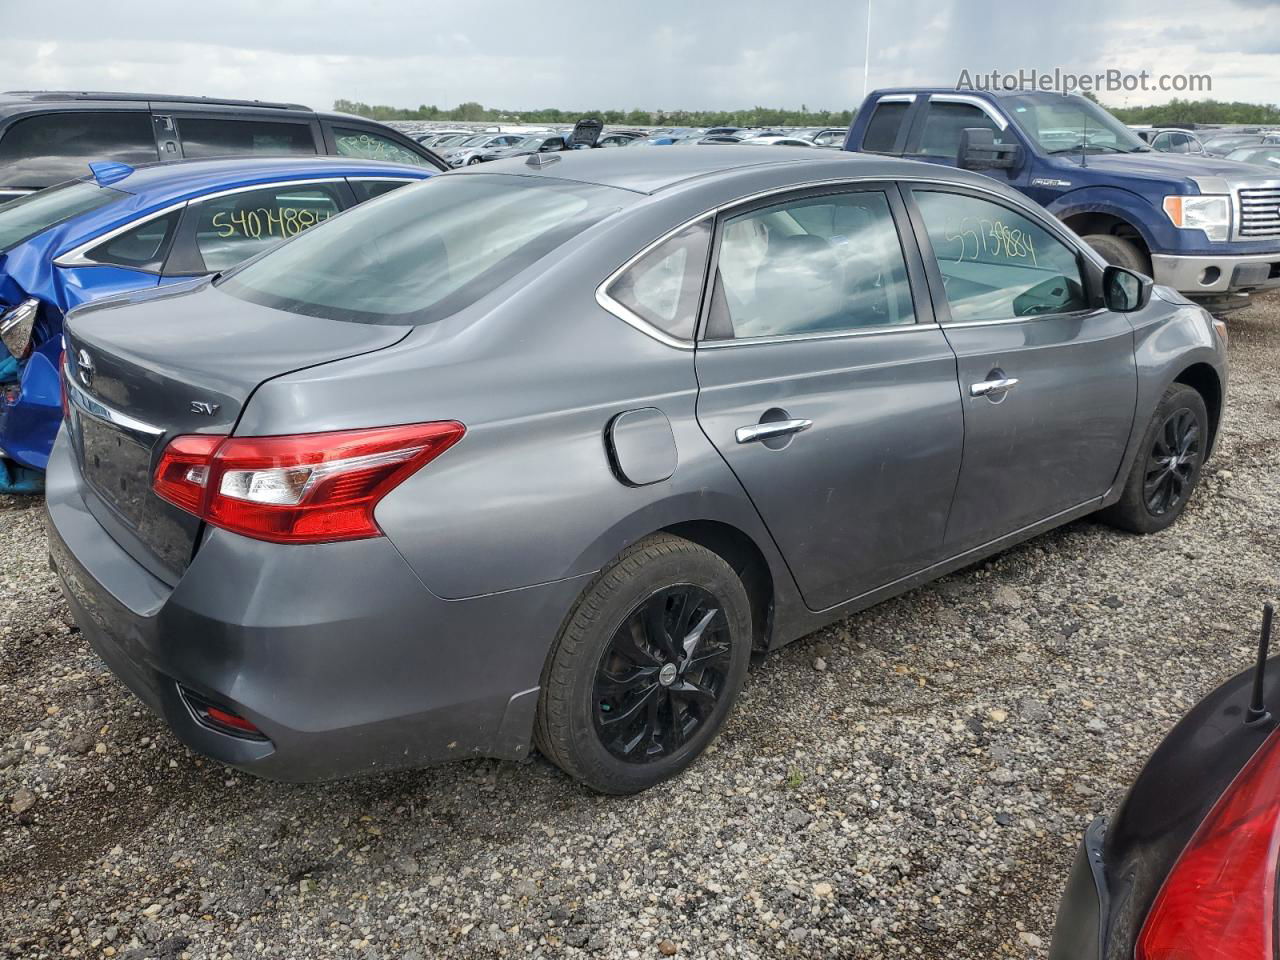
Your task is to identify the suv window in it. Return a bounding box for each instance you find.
[332,126,434,166]
[607,220,710,340]
[914,101,1007,158]
[862,101,910,153]
[913,190,1087,323]
[706,191,915,340]
[183,183,344,273]
[177,117,316,158]
[0,111,158,188]
[84,209,181,271]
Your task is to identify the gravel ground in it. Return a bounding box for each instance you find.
[2,294,1277,960]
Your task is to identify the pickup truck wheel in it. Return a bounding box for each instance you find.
[1082,234,1152,276]
[534,534,751,795]
[1099,384,1208,534]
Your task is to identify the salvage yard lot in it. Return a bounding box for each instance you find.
[2,295,1277,960]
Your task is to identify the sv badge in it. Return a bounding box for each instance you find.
[190,401,220,416]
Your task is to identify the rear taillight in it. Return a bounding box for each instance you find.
[153,422,465,544]
[1136,727,1280,960]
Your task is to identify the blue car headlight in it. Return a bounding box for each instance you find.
[0,298,40,361]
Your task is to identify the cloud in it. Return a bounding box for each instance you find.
[0,0,1275,110]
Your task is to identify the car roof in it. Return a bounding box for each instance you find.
[102,155,430,202]
[0,90,312,111]
[462,144,975,195]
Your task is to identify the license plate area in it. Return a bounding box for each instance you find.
[78,412,157,526]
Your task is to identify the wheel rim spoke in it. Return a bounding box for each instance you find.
[1144,406,1202,517]
[592,584,732,765]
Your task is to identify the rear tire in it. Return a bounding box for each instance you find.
[534,534,752,794]
[1099,384,1208,534]
[1082,234,1152,276]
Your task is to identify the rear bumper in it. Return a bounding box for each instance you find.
[1049,818,1109,960]
[44,431,587,781]
[1151,250,1280,296]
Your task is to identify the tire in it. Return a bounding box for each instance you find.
[1082,234,1152,276]
[1099,384,1209,534]
[466,156,483,166]
[534,534,752,794]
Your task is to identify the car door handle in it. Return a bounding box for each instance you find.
[735,419,813,444]
[969,377,1020,398]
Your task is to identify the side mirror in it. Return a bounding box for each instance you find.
[1103,265,1154,312]
[959,128,1020,170]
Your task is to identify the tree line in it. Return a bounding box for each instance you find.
[334,97,1280,128]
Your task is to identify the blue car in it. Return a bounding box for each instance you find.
[0,155,433,491]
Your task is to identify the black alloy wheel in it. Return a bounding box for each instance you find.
[1144,407,1203,517]
[592,585,732,763]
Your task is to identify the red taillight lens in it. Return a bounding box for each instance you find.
[152,422,465,544]
[1136,727,1280,960]
[204,705,261,735]
[154,434,223,513]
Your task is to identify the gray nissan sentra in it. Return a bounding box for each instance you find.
[46,147,1228,794]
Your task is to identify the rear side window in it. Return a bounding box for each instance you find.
[0,112,158,189]
[861,101,910,153]
[177,118,316,158]
[84,210,181,271]
[332,126,435,167]
[0,181,121,252]
[914,102,1008,158]
[182,183,343,273]
[707,191,915,340]
[606,220,711,340]
[221,174,628,324]
[350,179,413,202]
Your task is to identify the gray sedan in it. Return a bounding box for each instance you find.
[48,148,1227,794]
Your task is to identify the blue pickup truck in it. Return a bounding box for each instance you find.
[844,89,1280,310]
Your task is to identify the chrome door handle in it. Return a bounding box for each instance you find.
[735,419,813,444]
[969,377,1020,398]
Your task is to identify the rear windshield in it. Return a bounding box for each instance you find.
[220,174,627,324]
[0,180,121,252]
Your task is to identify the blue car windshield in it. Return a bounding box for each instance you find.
[220,174,629,325]
[0,181,121,252]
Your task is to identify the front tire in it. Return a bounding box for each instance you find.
[1100,384,1209,534]
[534,535,752,794]
[466,155,483,165]
[1082,234,1152,276]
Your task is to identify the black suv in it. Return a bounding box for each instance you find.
[0,91,445,202]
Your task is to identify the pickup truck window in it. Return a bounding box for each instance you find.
[913,190,1087,323]
[1004,94,1147,154]
[862,101,910,153]
[914,102,1008,158]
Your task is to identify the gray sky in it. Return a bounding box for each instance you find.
[2,0,1276,111]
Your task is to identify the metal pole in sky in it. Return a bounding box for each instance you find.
[863,0,872,99]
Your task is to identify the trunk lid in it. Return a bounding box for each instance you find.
[63,282,410,583]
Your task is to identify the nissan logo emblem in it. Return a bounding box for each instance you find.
[76,348,94,387]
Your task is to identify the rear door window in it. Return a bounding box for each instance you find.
[861,101,911,153]
[349,178,416,202]
[177,117,317,158]
[706,190,916,340]
[0,111,158,189]
[331,126,435,166]
[176,182,344,274]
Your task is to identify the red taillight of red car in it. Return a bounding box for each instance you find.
[1136,727,1280,960]
[153,422,465,544]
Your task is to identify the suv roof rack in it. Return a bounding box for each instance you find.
[3,91,312,111]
